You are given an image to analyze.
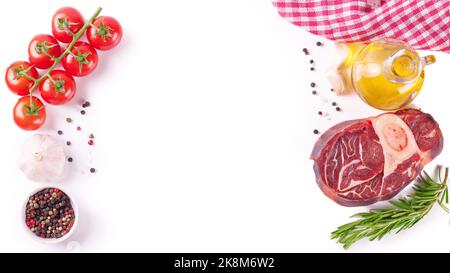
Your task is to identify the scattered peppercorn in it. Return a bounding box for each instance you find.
[25,188,75,239]
[82,101,91,108]
[66,141,71,146]
[67,157,73,163]
[312,90,317,95]
[57,130,63,135]
[332,102,337,106]
[302,48,309,55]
[316,41,323,46]
[90,168,96,173]
[313,129,319,134]
[330,88,334,92]
[77,126,82,131]
[310,82,316,88]
[88,140,94,146]
[66,118,72,123]
[89,133,95,139]
[310,67,315,71]
[310,60,314,64]
[318,111,323,116]
[336,107,341,112]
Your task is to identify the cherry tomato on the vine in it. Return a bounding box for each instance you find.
[62,41,98,77]
[13,96,46,131]
[28,34,62,69]
[5,61,39,96]
[52,7,84,43]
[39,70,76,105]
[87,16,123,51]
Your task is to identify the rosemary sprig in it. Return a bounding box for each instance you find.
[331,166,449,249]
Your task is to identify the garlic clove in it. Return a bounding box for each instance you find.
[19,134,66,183]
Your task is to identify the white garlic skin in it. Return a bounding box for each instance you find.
[19,134,66,183]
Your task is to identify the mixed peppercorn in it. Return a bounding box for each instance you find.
[25,188,75,239]
[60,100,96,174]
[304,42,344,136]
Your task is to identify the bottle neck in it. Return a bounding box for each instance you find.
[382,49,420,84]
[382,49,435,84]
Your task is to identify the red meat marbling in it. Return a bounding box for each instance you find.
[310,109,443,207]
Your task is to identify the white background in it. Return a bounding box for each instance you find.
[0,0,449,253]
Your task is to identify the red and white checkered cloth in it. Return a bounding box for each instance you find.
[272,0,450,52]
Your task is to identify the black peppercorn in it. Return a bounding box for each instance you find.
[310,82,316,88]
[313,129,319,134]
[57,130,63,135]
[316,41,323,46]
[312,90,317,95]
[90,168,96,173]
[80,110,86,115]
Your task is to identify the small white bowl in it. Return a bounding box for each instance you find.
[22,186,79,244]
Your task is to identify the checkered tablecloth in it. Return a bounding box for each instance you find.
[272,0,450,52]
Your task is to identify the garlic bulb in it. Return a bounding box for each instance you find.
[19,134,66,182]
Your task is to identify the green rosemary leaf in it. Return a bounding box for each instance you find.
[331,166,449,249]
[390,200,413,210]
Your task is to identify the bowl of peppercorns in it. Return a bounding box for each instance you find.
[23,187,78,243]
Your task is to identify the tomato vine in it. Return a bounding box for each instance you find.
[20,7,103,115]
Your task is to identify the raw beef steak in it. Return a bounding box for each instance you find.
[310,109,443,207]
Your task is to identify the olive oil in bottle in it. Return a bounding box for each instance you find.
[327,38,435,110]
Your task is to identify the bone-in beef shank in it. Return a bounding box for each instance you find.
[310,109,443,206]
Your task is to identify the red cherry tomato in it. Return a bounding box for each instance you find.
[87,16,123,51]
[62,41,98,77]
[13,96,46,131]
[5,61,39,96]
[52,7,84,43]
[39,70,76,105]
[28,34,62,69]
